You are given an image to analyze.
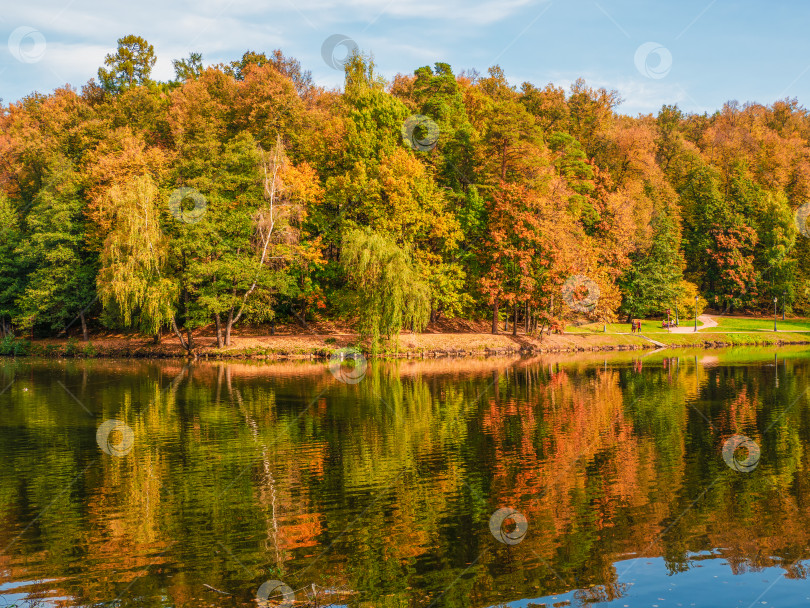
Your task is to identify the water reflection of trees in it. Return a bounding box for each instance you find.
[0,356,809,607]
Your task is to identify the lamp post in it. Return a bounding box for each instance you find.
[694,295,698,332]
[774,296,778,332]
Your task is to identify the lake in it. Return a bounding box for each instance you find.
[1,349,810,607]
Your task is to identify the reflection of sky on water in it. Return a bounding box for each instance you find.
[0,580,71,607]
[491,555,810,608]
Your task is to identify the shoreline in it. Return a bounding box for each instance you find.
[3,330,810,360]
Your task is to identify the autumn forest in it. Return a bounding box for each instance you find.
[2,35,809,350]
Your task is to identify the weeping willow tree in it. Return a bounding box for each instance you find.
[342,227,430,351]
[97,175,180,345]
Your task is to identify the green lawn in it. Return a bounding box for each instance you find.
[567,319,704,334]
[710,316,810,332]
[568,316,810,335]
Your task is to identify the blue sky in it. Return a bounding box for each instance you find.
[1,0,809,115]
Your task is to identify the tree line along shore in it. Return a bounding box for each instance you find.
[2,36,810,356]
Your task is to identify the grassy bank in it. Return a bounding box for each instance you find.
[641,331,810,347]
[2,320,810,360]
[568,316,810,334]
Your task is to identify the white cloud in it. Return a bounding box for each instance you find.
[612,79,692,115]
[41,42,110,85]
[506,67,707,115]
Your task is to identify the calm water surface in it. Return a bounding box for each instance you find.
[1,349,810,607]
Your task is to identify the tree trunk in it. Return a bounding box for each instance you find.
[153,332,160,344]
[512,305,517,336]
[292,307,310,330]
[215,313,223,348]
[171,317,190,353]
[225,308,234,346]
[270,320,275,336]
[525,303,530,334]
[492,299,499,334]
[179,285,193,353]
[79,311,88,342]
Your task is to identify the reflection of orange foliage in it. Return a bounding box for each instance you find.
[481,368,680,568]
[478,362,810,596]
[278,511,323,551]
[483,371,640,531]
[720,385,759,434]
[259,444,328,557]
[549,369,569,389]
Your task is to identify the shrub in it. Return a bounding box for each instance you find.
[0,335,29,356]
[65,337,79,357]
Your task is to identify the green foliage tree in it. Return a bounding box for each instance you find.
[170,135,303,347]
[619,195,684,320]
[341,227,430,350]
[97,175,179,341]
[98,35,157,93]
[172,52,203,81]
[757,192,797,308]
[548,131,597,223]
[13,158,96,339]
[0,195,23,337]
[321,53,464,320]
